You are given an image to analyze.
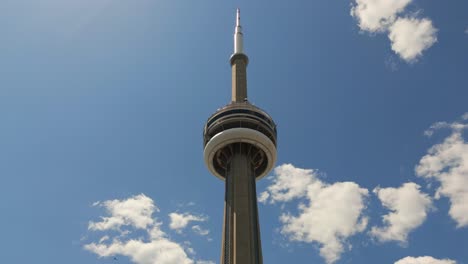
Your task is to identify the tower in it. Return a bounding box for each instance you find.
[203,9,277,264]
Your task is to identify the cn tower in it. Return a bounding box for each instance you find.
[203,9,277,264]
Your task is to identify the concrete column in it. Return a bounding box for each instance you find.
[221,144,262,264]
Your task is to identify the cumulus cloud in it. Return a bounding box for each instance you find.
[351,0,412,32]
[169,213,208,233]
[84,194,214,264]
[260,165,316,203]
[370,183,432,243]
[389,17,438,62]
[350,0,437,62]
[395,256,457,264]
[416,115,468,227]
[260,164,369,264]
[85,236,194,264]
[89,194,156,231]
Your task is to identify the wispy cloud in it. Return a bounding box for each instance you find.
[196,261,215,264]
[370,183,433,243]
[260,164,369,264]
[84,194,214,264]
[416,114,468,227]
[169,212,208,234]
[462,112,468,120]
[192,225,210,236]
[423,118,468,137]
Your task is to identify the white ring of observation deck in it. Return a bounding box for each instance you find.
[204,127,277,180]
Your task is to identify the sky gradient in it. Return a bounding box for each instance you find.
[0,1,467,264]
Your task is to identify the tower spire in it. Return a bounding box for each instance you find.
[230,9,249,102]
[234,8,244,54]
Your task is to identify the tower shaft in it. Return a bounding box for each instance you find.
[221,143,263,264]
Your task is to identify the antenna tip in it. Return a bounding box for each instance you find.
[236,8,241,27]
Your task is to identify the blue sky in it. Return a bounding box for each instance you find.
[0,1,467,263]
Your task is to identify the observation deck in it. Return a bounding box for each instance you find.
[203,101,277,180]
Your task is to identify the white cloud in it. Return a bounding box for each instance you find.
[395,256,457,264]
[423,119,468,137]
[350,0,437,62]
[351,0,412,32]
[98,235,110,243]
[192,225,210,236]
[424,122,450,137]
[259,165,316,203]
[85,195,214,264]
[370,183,432,243]
[388,17,438,62]
[261,164,369,264]
[258,191,270,203]
[89,194,156,231]
[416,116,468,227]
[169,213,207,233]
[85,237,194,264]
[462,112,468,120]
[196,261,215,264]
